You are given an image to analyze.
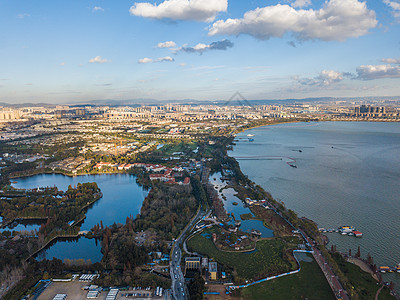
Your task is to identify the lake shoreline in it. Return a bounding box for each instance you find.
[229,120,399,296]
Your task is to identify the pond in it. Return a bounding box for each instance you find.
[209,173,273,238]
[12,173,149,262]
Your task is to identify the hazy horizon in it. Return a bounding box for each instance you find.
[1,0,400,104]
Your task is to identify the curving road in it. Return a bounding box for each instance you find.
[170,207,205,300]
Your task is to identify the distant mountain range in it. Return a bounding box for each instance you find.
[1,96,399,108]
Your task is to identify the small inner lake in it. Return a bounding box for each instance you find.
[11,173,149,262]
[209,173,274,238]
[0,218,44,234]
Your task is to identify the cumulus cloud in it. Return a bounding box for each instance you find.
[383,0,400,18]
[130,0,227,22]
[93,6,104,12]
[179,39,233,53]
[209,0,377,41]
[157,41,177,48]
[381,57,400,64]
[138,58,153,64]
[297,70,344,86]
[292,0,312,8]
[356,64,400,80]
[138,56,174,63]
[156,56,175,62]
[89,56,110,63]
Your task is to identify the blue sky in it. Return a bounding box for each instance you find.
[1,0,400,103]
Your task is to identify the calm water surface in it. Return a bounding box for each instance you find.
[12,174,148,262]
[210,173,274,238]
[231,121,400,290]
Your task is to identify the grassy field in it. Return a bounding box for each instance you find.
[156,142,198,156]
[332,253,395,300]
[187,229,295,281]
[239,254,336,300]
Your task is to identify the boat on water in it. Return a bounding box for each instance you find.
[339,226,355,231]
[379,266,389,273]
[319,225,362,237]
[379,264,400,273]
[339,226,355,233]
[247,134,255,137]
[289,164,297,168]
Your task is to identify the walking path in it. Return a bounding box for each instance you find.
[229,250,313,290]
[376,285,384,300]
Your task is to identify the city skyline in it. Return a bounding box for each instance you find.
[1,0,400,103]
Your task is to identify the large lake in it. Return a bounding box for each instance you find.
[12,174,149,262]
[230,121,400,290]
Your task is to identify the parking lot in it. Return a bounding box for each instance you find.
[36,280,166,300]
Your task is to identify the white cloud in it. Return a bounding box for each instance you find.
[130,0,227,22]
[292,0,312,8]
[156,56,175,62]
[138,56,174,63]
[60,62,66,66]
[93,6,104,12]
[138,58,153,64]
[178,39,233,53]
[383,0,400,18]
[89,56,110,63]
[209,0,377,41]
[17,13,30,19]
[381,57,400,64]
[157,41,177,48]
[296,70,343,86]
[356,64,400,80]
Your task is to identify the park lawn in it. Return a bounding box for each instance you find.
[157,142,197,156]
[240,254,336,300]
[187,230,294,281]
[332,253,395,300]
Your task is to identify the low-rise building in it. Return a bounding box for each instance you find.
[209,262,218,280]
[185,257,201,271]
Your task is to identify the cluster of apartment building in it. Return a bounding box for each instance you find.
[2,100,400,126]
[49,157,92,174]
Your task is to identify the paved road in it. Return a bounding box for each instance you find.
[170,245,187,300]
[170,207,205,300]
[299,228,350,300]
[263,198,349,300]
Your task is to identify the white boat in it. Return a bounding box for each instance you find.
[341,232,347,235]
[247,134,255,137]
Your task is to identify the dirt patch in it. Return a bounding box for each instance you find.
[37,280,93,300]
[204,284,242,300]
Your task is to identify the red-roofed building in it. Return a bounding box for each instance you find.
[183,177,190,185]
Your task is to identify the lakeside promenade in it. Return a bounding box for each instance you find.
[266,196,349,300]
